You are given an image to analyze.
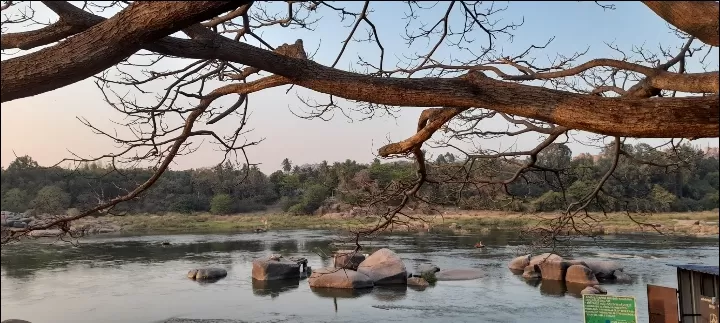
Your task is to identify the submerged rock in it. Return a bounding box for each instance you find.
[581,285,608,295]
[612,270,632,283]
[435,269,483,281]
[584,260,623,279]
[188,268,227,280]
[416,263,440,276]
[407,277,430,288]
[252,255,301,281]
[308,267,373,289]
[357,248,407,285]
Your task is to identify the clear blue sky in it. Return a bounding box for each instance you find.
[1,1,717,173]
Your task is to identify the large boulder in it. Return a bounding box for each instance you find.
[522,265,541,280]
[187,267,227,280]
[416,263,440,276]
[357,248,407,285]
[308,267,374,289]
[252,255,301,281]
[565,265,600,286]
[584,260,623,279]
[538,261,570,281]
[530,253,563,267]
[435,269,483,281]
[508,254,531,271]
[333,250,365,270]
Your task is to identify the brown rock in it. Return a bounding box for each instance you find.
[522,264,541,280]
[565,265,600,286]
[581,286,602,295]
[407,277,430,288]
[592,285,608,294]
[530,253,563,267]
[334,250,366,270]
[308,267,374,289]
[538,261,571,281]
[508,254,531,271]
[357,248,407,285]
[187,268,227,280]
[252,255,301,281]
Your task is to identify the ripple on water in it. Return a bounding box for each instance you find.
[0,230,717,323]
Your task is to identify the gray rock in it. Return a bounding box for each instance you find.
[508,254,531,271]
[308,267,373,289]
[416,263,440,276]
[2,320,33,323]
[18,218,32,223]
[584,260,623,279]
[12,221,26,228]
[435,268,483,281]
[612,270,632,283]
[357,248,407,285]
[333,250,365,270]
[593,285,608,294]
[252,255,300,281]
[188,268,227,280]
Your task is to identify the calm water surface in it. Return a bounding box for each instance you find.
[1,229,718,323]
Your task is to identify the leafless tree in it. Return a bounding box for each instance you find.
[1,1,718,245]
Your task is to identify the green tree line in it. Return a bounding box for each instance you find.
[1,143,718,216]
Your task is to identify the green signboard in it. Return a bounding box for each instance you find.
[583,294,638,323]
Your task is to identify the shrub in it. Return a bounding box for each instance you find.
[210,194,234,215]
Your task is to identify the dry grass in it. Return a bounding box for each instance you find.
[102,210,719,237]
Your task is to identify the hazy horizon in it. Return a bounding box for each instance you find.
[2,1,718,174]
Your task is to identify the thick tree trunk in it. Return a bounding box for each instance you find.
[147,36,720,139]
[642,1,720,47]
[0,1,245,102]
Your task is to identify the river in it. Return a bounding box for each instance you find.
[1,229,718,323]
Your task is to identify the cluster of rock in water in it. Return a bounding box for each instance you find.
[185,248,630,298]
[507,253,631,295]
[187,248,488,292]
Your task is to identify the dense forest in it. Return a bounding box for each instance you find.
[1,143,718,217]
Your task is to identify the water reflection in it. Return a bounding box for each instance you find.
[270,240,299,253]
[0,229,717,323]
[310,287,373,299]
[252,278,300,298]
[0,239,263,279]
[372,285,408,301]
[539,279,566,297]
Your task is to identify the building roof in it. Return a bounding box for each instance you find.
[668,264,720,276]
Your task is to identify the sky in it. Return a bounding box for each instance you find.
[1,1,718,174]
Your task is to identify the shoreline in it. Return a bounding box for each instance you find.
[73,210,719,238]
